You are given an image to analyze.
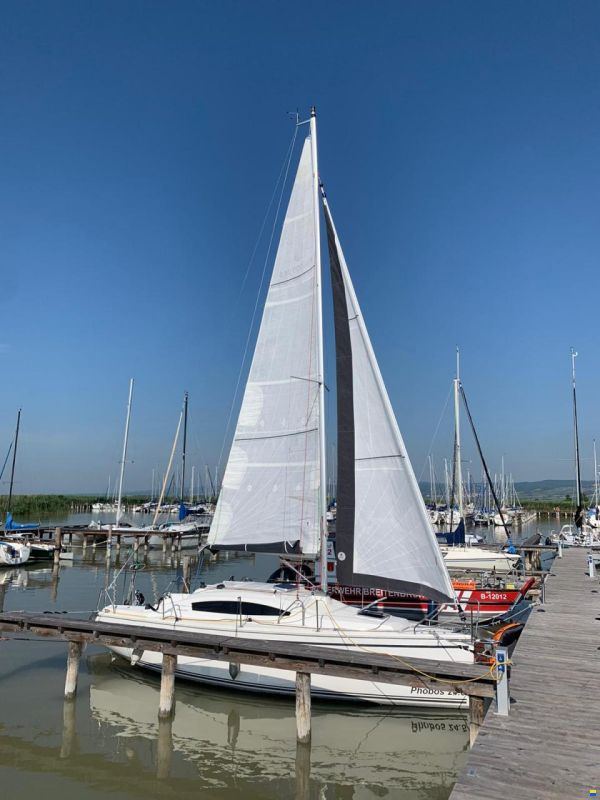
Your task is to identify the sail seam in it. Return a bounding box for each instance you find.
[236,428,318,442]
[270,264,315,287]
[355,454,405,461]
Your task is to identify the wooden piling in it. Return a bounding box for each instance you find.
[64,640,83,700]
[158,653,177,719]
[53,527,62,566]
[156,716,173,779]
[295,740,311,800]
[182,556,191,592]
[60,699,77,759]
[468,695,490,747]
[295,671,311,744]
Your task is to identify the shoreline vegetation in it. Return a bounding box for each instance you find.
[0,494,214,517]
[0,494,585,518]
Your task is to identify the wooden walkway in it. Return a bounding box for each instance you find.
[449,547,600,800]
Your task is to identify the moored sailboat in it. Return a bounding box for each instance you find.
[96,109,477,707]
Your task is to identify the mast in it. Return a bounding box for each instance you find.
[7,409,21,516]
[180,391,188,506]
[571,348,583,527]
[454,348,464,519]
[190,464,195,504]
[116,378,134,527]
[594,440,598,508]
[310,107,328,589]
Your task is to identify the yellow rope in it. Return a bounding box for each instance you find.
[320,600,498,688]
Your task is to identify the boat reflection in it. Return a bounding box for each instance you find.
[87,655,468,798]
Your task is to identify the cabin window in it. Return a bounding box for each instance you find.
[190,600,289,617]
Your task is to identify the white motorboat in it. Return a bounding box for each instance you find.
[550,523,600,547]
[0,540,30,566]
[96,109,477,708]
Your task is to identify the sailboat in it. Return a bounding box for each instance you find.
[1,409,40,566]
[145,392,210,548]
[436,356,519,573]
[96,109,477,707]
[89,379,136,533]
[550,351,599,547]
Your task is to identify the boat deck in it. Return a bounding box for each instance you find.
[449,546,600,799]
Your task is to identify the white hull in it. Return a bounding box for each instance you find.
[108,645,465,707]
[0,540,30,566]
[96,581,472,709]
[442,547,520,573]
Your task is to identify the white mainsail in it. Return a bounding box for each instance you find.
[323,196,454,603]
[209,137,321,554]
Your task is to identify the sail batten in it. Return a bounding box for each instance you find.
[208,137,321,555]
[323,197,455,604]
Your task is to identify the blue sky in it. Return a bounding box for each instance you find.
[1,0,599,493]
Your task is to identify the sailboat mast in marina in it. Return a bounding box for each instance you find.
[115,378,134,527]
[571,349,584,529]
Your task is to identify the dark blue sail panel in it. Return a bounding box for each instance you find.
[438,519,465,546]
[178,503,188,521]
[5,511,39,531]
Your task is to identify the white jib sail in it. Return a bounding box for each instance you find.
[209,137,321,554]
[325,199,455,601]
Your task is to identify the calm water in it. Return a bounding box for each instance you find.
[0,513,558,799]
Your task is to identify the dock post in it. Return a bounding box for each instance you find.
[64,640,83,700]
[177,535,182,553]
[116,534,121,552]
[468,696,489,746]
[558,540,563,558]
[107,525,113,557]
[158,653,177,719]
[162,535,167,554]
[60,698,77,759]
[295,671,311,744]
[182,556,191,592]
[588,554,596,578]
[143,535,149,552]
[133,537,139,555]
[495,646,510,716]
[53,527,62,566]
[156,716,173,779]
[295,739,311,800]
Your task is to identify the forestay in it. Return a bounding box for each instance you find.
[209,137,321,554]
[323,197,454,603]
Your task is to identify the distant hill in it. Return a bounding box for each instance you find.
[513,480,594,501]
[420,479,594,503]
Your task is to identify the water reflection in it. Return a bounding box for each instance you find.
[85,655,468,798]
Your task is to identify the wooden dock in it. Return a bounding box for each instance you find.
[0,609,499,742]
[449,546,600,799]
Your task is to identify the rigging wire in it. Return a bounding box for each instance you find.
[417,385,453,483]
[215,122,300,482]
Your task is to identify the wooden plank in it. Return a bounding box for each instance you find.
[0,611,496,697]
[449,547,600,799]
